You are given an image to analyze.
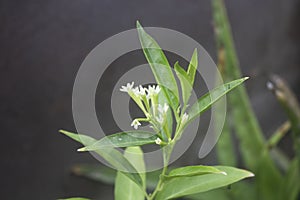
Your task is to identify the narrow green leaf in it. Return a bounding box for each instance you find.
[212,2,285,200]
[174,62,193,107]
[136,21,179,112]
[72,163,162,189]
[60,129,96,144]
[266,121,291,150]
[77,131,158,151]
[216,118,237,166]
[59,130,143,189]
[136,21,179,140]
[146,169,161,189]
[256,151,283,200]
[280,159,300,200]
[188,181,256,200]
[115,147,146,200]
[156,166,254,200]
[188,182,256,200]
[186,188,230,200]
[187,48,198,86]
[187,77,248,124]
[270,148,290,172]
[158,86,178,140]
[212,0,266,171]
[213,27,237,167]
[72,164,116,185]
[165,165,226,179]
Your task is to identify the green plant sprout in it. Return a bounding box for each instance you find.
[59,21,253,200]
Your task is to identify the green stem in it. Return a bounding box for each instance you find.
[266,121,291,150]
[144,190,151,200]
[136,118,149,122]
[148,142,175,200]
[146,103,184,199]
[269,75,300,172]
[149,166,167,200]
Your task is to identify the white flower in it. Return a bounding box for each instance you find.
[154,85,161,94]
[158,103,169,114]
[155,137,162,145]
[138,85,146,96]
[131,119,141,129]
[120,82,134,92]
[147,85,161,96]
[147,85,154,95]
[129,85,148,99]
[181,113,189,124]
[132,86,140,96]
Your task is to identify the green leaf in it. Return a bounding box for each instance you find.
[216,118,237,166]
[256,151,283,200]
[187,181,256,200]
[213,20,237,167]
[77,131,158,151]
[280,159,300,200]
[115,147,146,200]
[165,165,226,179]
[186,188,230,200]
[187,77,248,124]
[72,163,162,189]
[136,21,179,112]
[174,62,193,107]
[72,164,116,185]
[58,198,90,200]
[156,166,254,200]
[59,130,143,189]
[145,170,161,189]
[212,0,266,171]
[158,86,178,140]
[187,48,198,86]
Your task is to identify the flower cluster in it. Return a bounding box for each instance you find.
[120,82,167,130]
[120,82,189,144]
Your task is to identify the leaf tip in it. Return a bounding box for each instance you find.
[174,61,179,68]
[136,20,141,28]
[220,171,227,175]
[249,172,255,177]
[59,129,67,135]
[193,48,198,55]
[77,147,86,152]
[244,76,250,81]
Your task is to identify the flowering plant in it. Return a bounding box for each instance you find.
[59,21,253,200]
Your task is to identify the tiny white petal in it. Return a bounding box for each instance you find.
[181,113,189,124]
[131,119,141,129]
[147,85,161,96]
[132,87,140,96]
[220,171,227,175]
[147,85,154,95]
[163,103,169,113]
[139,85,146,96]
[155,138,162,145]
[154,85,161,94]
[158,103,169,115]
[120,82,134,92]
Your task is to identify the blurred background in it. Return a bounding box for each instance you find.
[1,0,300,199]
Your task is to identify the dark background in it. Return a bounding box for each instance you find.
[1,0,300,199]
